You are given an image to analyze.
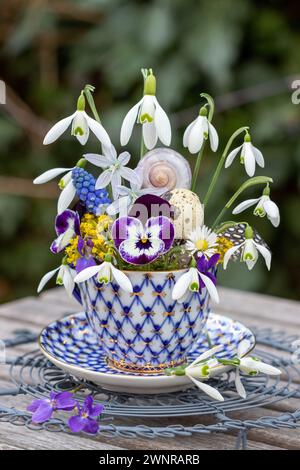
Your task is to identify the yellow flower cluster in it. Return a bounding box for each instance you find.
[65,236,81,265]
[65,214,113,266]
[216,236,234,264]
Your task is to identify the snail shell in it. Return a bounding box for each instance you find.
[136,148,191,191]
[164,188,204,239]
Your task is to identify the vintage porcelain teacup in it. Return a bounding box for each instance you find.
[74,269,211,374]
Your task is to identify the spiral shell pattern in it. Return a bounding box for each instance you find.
[136,148,191,191]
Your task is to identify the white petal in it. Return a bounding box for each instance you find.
[118,151,131,166]
[241,357,281,375]
[111,265,133,293]
[232,198,260,215]
[187,117,204,154]
[183,118,197,148]
[120,101,142,146]
[95,169,112,190]
[106,197,129,216]
[208,122,219,152]
[84,113,111,148]
[153,97,171,146]
[62,267,75,297]
[172,270,192,301]
[43,114,75,145]
[71,112,89,145]
[74,265,102,283]
[84,153,109,168]
[223,243,243,269]
[120,167,140,185]
[57,182,76,214]
[244,142,256,177]
[187,345,224,369]
[235,370,247,399]
[237,339,251,358]
[199,272,219,304]
[37,267,59,293]
[33,167,72,184]
[143,121,158,150]
[111,172,122,199]
[252,146,265,168]
[263,199,280,227]
[255,243,272,270]
[186,375,224,401]
[225,145,242,168]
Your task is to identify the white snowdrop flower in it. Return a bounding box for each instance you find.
[37,264,76,298]
[120,70,171,150]
[183,106,219,154]
[225,133,264,177]
[234,340,281,399]
[74,259,133,294]
[223,225,271,271]
[233,186,280,228]
[43,93,111,147]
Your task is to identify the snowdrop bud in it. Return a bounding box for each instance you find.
[144,71,156,95]
[244,133,251,143]
[199,106,208,117]
[77,93,85,111]
[76,158,87,169]
[244,225,254,239]
[263,184,270,196]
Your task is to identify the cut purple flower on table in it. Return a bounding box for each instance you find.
[68,396,104,434]
[27,391,77,424]
[51,210,80,254]
[112,215,174,265]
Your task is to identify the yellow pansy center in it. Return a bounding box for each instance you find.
[195,239,209,251]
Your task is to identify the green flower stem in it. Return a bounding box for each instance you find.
[203,126,249,207]
[191,145,205,192]
[83,84,101,123]
[211,176,273,230]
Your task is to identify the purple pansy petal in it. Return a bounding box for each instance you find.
[89,403,104,418]
[119,238,165,265]
[77,237,85,255]
[83,418,99,434]
[55,210,80,236]
[68,415,86,433]
[112,216,142,248]
[146,216,174,253]
[31,402,53,423]
[75,257,97,273]
[54,391,77,411]
[27,399,47,413]
[207,253,220,269]
[129,194,173,225]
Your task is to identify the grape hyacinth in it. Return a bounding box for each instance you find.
[71,167,111,215]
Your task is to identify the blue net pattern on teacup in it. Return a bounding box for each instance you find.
[78,272,212,370]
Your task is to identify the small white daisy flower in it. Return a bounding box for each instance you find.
[185,226,218,258]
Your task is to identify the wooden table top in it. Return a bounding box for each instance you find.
[0,287,300,450]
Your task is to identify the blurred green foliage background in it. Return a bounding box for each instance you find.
[0,0,299,302]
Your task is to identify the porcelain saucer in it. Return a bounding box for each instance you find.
[39,312,255,394]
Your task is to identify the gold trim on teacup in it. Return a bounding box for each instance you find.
[107,357,186,375]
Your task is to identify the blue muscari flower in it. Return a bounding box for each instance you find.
[71,167,111,215]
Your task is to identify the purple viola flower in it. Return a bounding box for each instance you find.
[51,209,80,254]
[112,215,174,265]
[75,256,97,273]
[68,396,104,434]
[196,253,219,292]
[27,391,77,424]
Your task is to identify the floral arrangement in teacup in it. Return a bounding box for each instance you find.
[35,69,281,399]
